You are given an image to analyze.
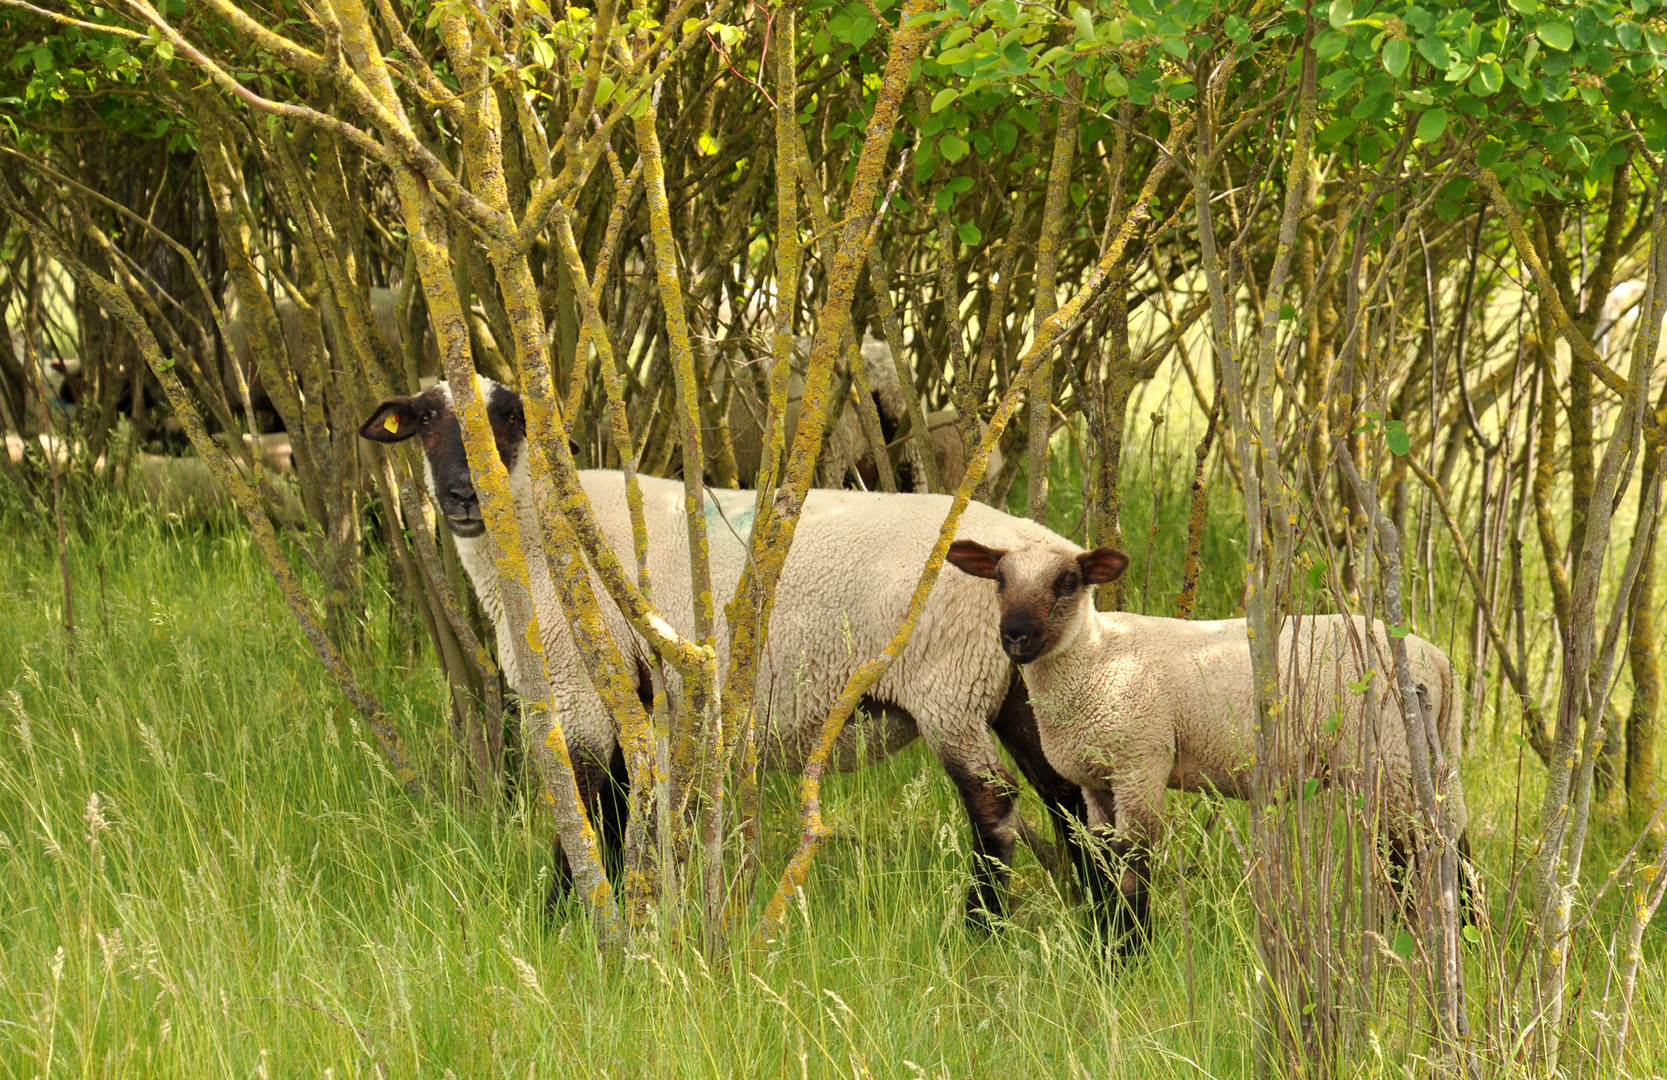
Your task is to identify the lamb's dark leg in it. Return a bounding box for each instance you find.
[943,759,1021,931]
[1105,836,1152,954]
[1080,790,1152,955]
[988,677,1090,896]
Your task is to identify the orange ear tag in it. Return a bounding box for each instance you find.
[384,415,400,434]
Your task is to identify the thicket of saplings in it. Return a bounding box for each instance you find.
[4,0,1667,1074]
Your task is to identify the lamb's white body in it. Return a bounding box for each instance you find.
[1022,603,1468,847]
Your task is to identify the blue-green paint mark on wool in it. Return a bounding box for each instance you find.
[703,488,755,546]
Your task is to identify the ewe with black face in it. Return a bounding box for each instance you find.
[361,380,1092,928]
[947,538,1469,949]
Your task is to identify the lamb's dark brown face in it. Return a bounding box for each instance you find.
[359,380,525,538]
[946,540,1129,663]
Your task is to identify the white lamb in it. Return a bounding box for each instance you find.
[945,538,1469,944]
[360,378,1084,925]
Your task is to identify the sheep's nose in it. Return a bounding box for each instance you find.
[447,483,476,504]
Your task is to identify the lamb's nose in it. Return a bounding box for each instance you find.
[447,483,476,504]
[1002,629,1040,654]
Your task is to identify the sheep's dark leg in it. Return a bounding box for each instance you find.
[1386,827,1476,925]
[988,677,1090,895]
[943,760,1021,931]
[1456,830,1475,924]
[543,749,619,918]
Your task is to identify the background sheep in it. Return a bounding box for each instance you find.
[224,285,441,432]
[946,538,1469,947]
[720,332,998,494]
[360,380,1086,926]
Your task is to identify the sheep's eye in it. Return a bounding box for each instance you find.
[419,410,433,425]
[1055,571,1079,594]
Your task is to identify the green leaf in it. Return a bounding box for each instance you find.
[1315,30,1350,60]
[1103,68,1129,96]
[1348,675,1374,693]
[1462,924,1483,945]
[958,221,983,246]
[1384,419,1410,450]
[1073,5,1095,43]
[1416,107,1449,143]
[931,87,958,113]
[1392,931,1417,959]
[1323,711,1342,733]
[1383,37,1410,77]
[1389,622,1411,638]
[594,75,616,106]
[1329,0,1354,30]
[1477,59,1503,93]
[1224,15,1250,43]
[1303,777,1321,799]
[1538,18,1574,50]
[1508,0,1538,13]
[939,133,969,161]
[1306,560,1328,589]
[1416,36,1449,70]
[1319,117,1358,143]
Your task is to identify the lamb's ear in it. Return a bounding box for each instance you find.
[1078,547,1129,585]
[360,397,422,443]
[946,540,1007,579]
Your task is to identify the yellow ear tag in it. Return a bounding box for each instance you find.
[383,415,400,434]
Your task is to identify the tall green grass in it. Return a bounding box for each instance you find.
[0,466,1661,1077]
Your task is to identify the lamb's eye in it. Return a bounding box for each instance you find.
[419,411,433,425]
[1056,572,1078,594]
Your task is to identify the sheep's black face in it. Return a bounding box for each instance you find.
[947,540,1129,664]
[359,381,525,539]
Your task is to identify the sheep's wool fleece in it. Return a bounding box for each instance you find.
[444,462,1063,777]
[1022,594,1468,839]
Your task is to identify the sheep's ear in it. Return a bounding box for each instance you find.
[1078,547,1129,585]
[946,540,1006,579]
[360,397,421,443]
